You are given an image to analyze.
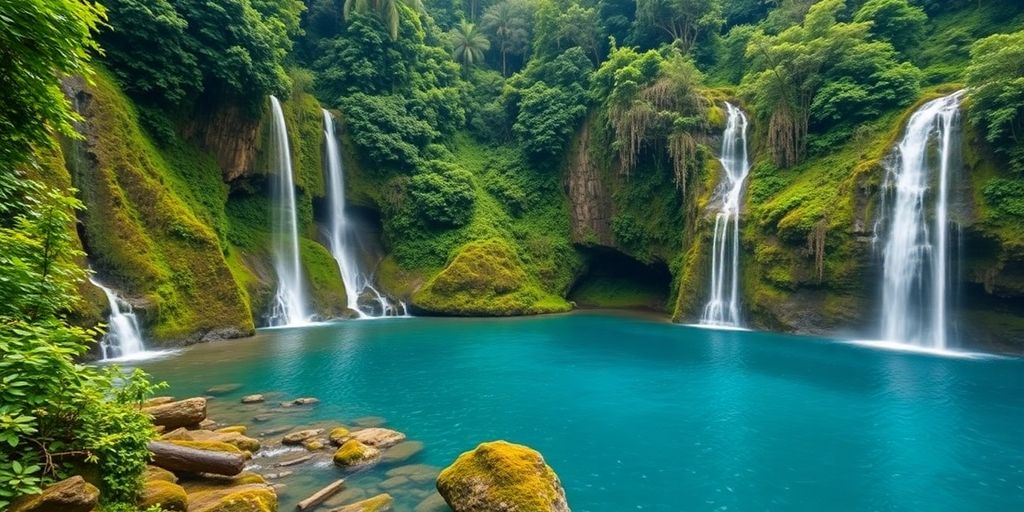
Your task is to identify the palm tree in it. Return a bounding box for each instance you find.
[343,0,425,41]
[481,0,531,76]
[450,21,491,69]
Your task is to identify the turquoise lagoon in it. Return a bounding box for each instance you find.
[136,312,1024,511]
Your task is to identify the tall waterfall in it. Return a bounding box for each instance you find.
[88,276,145,360]
[322,110,407,318]
[268,96,310,326]
[876,91,964,350]
[700,103,750,327]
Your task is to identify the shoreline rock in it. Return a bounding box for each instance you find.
[436,441,570,512]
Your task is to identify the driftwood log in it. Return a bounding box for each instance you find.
[296,479,345,510]
[143,397,207,430]
[147,441,245,476]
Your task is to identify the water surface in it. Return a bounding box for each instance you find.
[137,312,1024,511]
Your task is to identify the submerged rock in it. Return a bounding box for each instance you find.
[292,397,320,406]
[414,493,449,512]
[436,441,569,512]
[333,439,381,468]
[241,394,265,404]
[302,437,327,451]
[352,416,386,428]
[139,479,188,511]
[282,428,323,445]
[381,441,424,463]
[186,483,277,512]
[349,428,406,449]
[330,493,393,512]
[9,476,99,512]
[206,383,243,395]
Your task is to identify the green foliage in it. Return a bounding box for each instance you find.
[509,47,594,162]
[314,14,415,98]
[481,0,534,76]
[449,21,491,68]
[635,0,724,53]
[532,0,603,62]
[854,0,927,53]
[409,160,477,227]
[344,0,426,41]
[99,0,199,105]
[0,0,103,168]
[0,179,161,509]
[340,93,437,167]
[983,178,1024,219]
[966,29,1024,174]
[741,0,920,166]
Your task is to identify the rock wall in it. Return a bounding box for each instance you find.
[566,121,614,247]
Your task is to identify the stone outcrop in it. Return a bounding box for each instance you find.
[567,121,613,247]
[436,441,569,512]
[143,398,208,430]
[9,476,99,512]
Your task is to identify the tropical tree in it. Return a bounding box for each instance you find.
[635,0,724,53]
[450,21,491,69]
[967,29,1024,174]
[481,0,532,76]
[343,0,426,40]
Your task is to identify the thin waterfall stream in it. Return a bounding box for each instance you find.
[700,103,750,327]
[875,91,965,350]
[268,95,310,326]
[322,110,407,318]
[88,275,146,360]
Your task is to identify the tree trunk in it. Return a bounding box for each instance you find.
[147,441,245,476]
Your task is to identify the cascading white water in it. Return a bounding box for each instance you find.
[877,91,964,350]
[322,110,408,318]
[88,276,145,360]
[701,103,750,327]
[268,96,310,326]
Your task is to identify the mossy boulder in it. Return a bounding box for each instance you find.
[162,427,261,453]
[412,238,571,316]
[167,439,250,458]
[9,476,99,512]
[139,479,188,511]
[436,441,569,512]
[331,493,394,512]
[349,427,406,449]
[144,465,178,483]
[333,439,382,468]
[329,426,351,445]
[186,483,277,512]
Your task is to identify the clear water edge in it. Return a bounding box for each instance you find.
[133,312,1024,512]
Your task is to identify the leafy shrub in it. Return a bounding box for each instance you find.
[339,93,437,169]
[967,29,1024,174]
[983,178,1024,219]
[409,160,477,227]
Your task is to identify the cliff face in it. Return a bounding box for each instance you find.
[184,102,262,182]
[566,121,614,247]
[62,73,254,345]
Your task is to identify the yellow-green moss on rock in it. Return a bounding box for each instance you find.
[139,479,188,511]
[332,493,394,512]
[412,238,571,316]
[186,483,277,512]
[333,439,381,468]
[436,440,569,512]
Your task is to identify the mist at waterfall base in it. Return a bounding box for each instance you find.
[868,91,965,353]
[701,103,750,328]
[267,96,311,327]
[322,110,407,318]
[136,313,1024,511]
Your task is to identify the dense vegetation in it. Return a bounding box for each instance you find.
[2,0,1024,505]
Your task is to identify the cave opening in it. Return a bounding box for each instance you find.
[569,247,672,311]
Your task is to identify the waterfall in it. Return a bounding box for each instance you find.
[700,103,750,327]
[322,110,408,318]
[88,276,145,360]
[876,91,964,350]
[268,96,310,326]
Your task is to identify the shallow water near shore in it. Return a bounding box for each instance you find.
[134,312,1024,511]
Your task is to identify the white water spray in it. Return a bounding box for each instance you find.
[88,276,145,360]
[701,103,750,327]
[322,110,408,318]
[877,91,964,350]
[268,96,310,326]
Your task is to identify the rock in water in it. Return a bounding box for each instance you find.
[143,397,207,430]
[349,427,406,449]
[186,483,277,512]
[329,426,351,445]
[9,476,99,512]
[282,428,324,445]
[333,439,382,468]
[241,394,265,404]
[206,383,243,395]
[436,441,569,512]
[330,493,393,512]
